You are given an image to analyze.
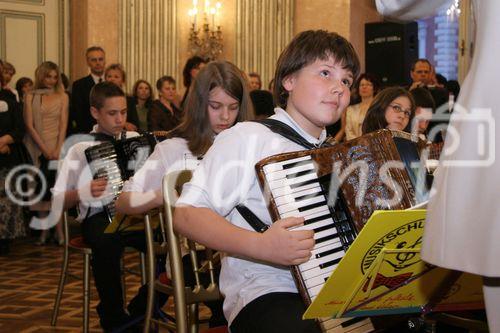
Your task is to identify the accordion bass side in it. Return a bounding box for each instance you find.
[85,133,159,222]
[255,129,429,332]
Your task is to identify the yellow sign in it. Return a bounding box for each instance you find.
[304,210,484,319]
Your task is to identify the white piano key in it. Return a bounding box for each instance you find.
[282,204,328,218]
[262,155,312,174]
[273,186,322,206]
[300,250,345,272]
[304,270,336,289]
[311,238,342,256]
[268,172,317,190]
[314,227,338,240]
[308,284,324,300]
[294,218,332,232]
[277,194,325,215]
[264,163,315,181]
[271,181,321,198]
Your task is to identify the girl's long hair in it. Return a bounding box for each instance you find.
[34,61,64,94]
[170,60,255,155]
[362,86,415,134]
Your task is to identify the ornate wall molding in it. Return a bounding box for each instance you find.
[0,9,44,64]
[119,0,178,94]
[235,0,294,90]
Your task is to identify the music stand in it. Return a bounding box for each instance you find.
[304,210,484,320]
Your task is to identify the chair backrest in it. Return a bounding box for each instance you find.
[162,170,223,333]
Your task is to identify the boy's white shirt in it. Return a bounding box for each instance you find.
[177,107,327,325]
[51,125,140,221]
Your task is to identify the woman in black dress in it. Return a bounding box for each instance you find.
[0,60,28,255]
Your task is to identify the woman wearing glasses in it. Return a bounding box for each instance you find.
[362,86,415,134]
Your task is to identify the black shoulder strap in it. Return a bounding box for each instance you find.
[254,119,316,149]
[89,132,116,142]
[236,205,269,233]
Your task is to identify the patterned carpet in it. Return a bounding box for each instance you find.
[0,238,202,332]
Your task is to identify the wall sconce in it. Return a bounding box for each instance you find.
[188,0,223,60]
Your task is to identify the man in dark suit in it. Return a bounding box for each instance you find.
[69,46,106,134]
[408,58,450,142]
[408,58,449,110]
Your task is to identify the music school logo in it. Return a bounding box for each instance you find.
[361,219,425,291]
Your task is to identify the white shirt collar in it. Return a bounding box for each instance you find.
[270,107,327,145]
[90,73,104,84]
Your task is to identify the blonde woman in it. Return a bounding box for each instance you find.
[24,61,68,244]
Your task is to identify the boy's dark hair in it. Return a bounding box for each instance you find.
[250,90,274,119]
[362,86,415,134]
[156,75,176,90]
[410,87,435,111]
[446,80,460,98]
[90,81,125,109]
[273,30,360,109]
[86,46,105,57]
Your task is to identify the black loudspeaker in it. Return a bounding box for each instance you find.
[365,21,418,86]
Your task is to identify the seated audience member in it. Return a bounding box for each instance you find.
[408,59,448,111]
[248,72,262,91]
[362,86,415,134]
[104,63,140,131]
[116,60,255,327]
[148,76,182,132]
[250,89,274,119]
[410,87,435,140]
[180,56,207,108]
[345,73,380,140]
[51,82,167,331]
[131,79,153,132]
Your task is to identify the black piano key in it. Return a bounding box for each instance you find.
[316,232,338,244]
[319,257,342,269]
[289,178,317,189]
[298,200,327,212]
[313,224,332,234]
[305,213,332,225]
[285,169,315,179]
[282,159,312,170]
[315,245,344,259]
[295,192,322,202]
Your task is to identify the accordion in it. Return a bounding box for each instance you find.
[255,129,430,332]
[85,133,160,223]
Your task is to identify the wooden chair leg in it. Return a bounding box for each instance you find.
[51,243,69,326]
[83,253,91,333]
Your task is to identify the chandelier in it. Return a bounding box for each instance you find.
[188,0,223,60]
